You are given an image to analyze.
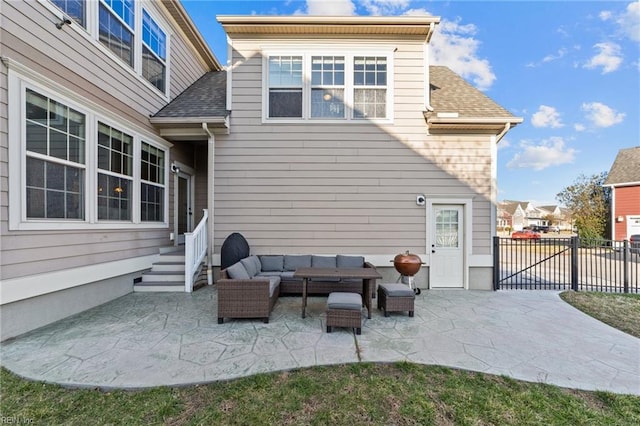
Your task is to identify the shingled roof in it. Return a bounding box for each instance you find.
[429,66,515,119]
[153,71,228,118]
[605,147,640,185]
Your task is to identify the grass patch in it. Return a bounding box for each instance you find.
[560,291,640,338]
[2,364,639,425]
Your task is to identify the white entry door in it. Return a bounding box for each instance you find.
[430,205,464,288]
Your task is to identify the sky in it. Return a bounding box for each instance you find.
[181,0,640,207]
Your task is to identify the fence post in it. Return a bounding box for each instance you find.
[493,236,500,291]
[571,236,579,291]
[623,239,629,293]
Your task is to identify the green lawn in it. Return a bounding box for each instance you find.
[1,291,639,425]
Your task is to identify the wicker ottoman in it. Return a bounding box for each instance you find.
[326,292,363,335]
[377,283,415,317]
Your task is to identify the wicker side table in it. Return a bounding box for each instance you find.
[326,292,363,335]
[377,283,415,317]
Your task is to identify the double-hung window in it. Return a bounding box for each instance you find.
[25,89,86,220]
[311,56,345,118]
[268,56,303,118]
[140,142,165,222]
[97,123,133,221]
[142,10,167,92]
[99,0,135,67]
[353,56,387,119]
[265,51,392,122]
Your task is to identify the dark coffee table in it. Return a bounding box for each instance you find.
[293,267,382,319]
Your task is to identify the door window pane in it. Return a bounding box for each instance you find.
[435,209,459,248]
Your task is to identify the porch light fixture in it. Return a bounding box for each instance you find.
[170,163,180,174]
[617,216,624,222]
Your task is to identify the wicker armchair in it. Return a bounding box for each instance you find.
[217,269,279,324]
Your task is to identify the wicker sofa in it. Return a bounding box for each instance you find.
[217,254,374,324]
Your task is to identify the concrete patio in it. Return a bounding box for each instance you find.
[1,286,638,395]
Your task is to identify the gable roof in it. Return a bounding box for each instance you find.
[426,66,522,132]
[604,147,640,186]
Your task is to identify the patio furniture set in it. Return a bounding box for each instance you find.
[217,254,415,333]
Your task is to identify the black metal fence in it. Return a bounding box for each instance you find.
[493,236,639,293]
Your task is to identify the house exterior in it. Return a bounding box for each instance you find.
[0,0,222,340]
[497,201,526,231]
[1,9,522,340]
[604,147,640,240]
[188,16,520,290]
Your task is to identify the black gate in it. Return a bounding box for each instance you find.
[493,236,639,293]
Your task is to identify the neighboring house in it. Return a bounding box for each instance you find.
[538,205,572,231]
[1,10,523,340]
[0,0,222,340]
[604,147,640,240]
[498,201,526,231]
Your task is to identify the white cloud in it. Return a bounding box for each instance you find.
[303,0,355,15]
[497,138,511,150]
[583,42,623,73]
[581,102,626,127]
[531,105,564,128]
[360,0,410,15]
[430,18,496,90]
[507,138,576,171]
[617,2,640,42]
[574,123,586,132]
[599,10,613,21]
[527,48,569,68]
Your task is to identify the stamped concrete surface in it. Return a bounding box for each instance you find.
[1,287,638,394]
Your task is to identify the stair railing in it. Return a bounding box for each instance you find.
[184,209,208,292]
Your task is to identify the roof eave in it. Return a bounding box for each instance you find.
[426,116,524,132]
[151,116,230,141]
[161,0,222,71]
[217,15,441,38]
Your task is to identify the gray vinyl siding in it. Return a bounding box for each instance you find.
[0,1,209,281]
[215,38,493,256]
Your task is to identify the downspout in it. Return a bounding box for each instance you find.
[495,122,511,144]
[424,23,436,113]
[202,122,215,285]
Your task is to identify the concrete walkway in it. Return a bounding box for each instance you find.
[1,287,639,394]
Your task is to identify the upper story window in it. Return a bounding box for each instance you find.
[264,50,392,122]
[311,56,345,118]
[142,10,167,92]
[268,56,303,118]
[52,0,85,27]
[99,0,135,66]
[49,0,170,96]
[353,56,387,119]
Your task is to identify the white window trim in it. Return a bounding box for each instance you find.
[43,0,171,99]
[7,63,170,231]
[261,46,394,124]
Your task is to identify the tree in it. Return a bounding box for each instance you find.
[556,172,610,243]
